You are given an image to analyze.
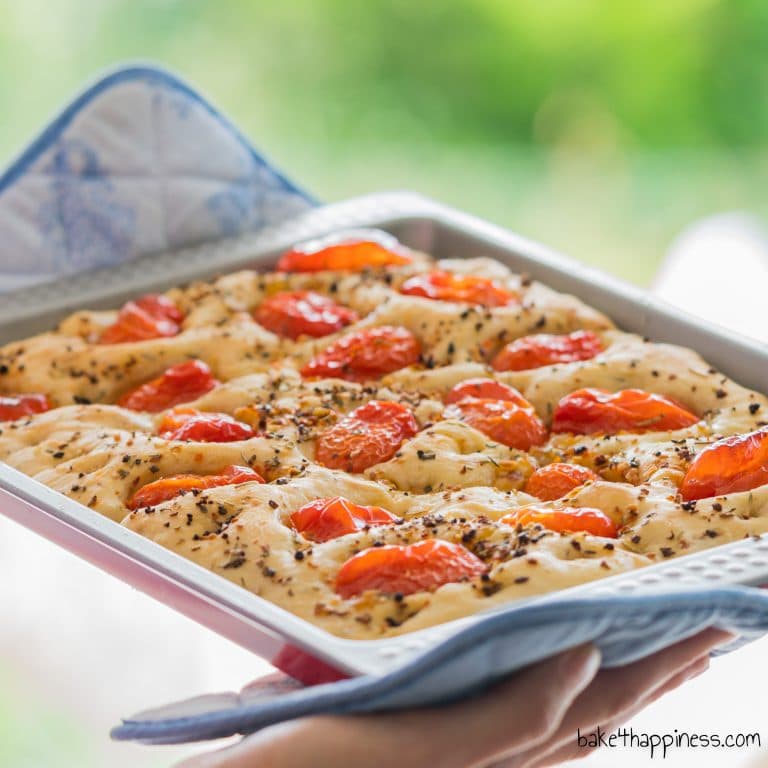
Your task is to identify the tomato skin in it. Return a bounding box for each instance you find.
[0,393,51,421]
[315,400,419,473]
[127,464,264,509]
[443,379,546,451]
[399,270,518,307]
[117,360,219,412]
[300,325,421,383]
[444,399,547,450]
[157,407,255,443]
[335,539,487,598]
[524,463,599,501]
[100,294,183,344]
[277,232,412,272]
[290,496,399,542]
[552,388,698,435]
[501,505,618,538]
[680,427,768,501]
[445,378,530,408]
[492,330,604,372]
[254,291,359,340]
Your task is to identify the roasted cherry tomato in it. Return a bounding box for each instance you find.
[335,539,487,598]
[445,378,530,408]
[254,291,359,340]
[100,294,183,344]
[315,400,419,473]
[524,463,599,501]
[277,231,412,273]
[0,393,51,421]
[301,325,420,382]
[680,427,768,501]
[492,330,604,372]
[128,464,264,509]
[117,360,219,412]
[290,496,399,542]
[157,407,255,443]
[501,505,618,538]
[399,270,518,307]
[445,398,547,451]
[443,379,545,451]
[552,388,698,435]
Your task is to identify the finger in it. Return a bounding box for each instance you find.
[177,644,601,768]
[494,628,730,768]
[533,628,730,742]
[383,643,602,768]
[522,654,711,768]
[336,644,601,768]
[240,671,301,696]
[174,720,307,768]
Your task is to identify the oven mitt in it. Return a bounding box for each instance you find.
[111,587,768,744]
[0,64,315,292]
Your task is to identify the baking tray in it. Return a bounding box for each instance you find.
[1,190,767,684]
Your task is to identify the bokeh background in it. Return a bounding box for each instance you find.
[1,1,767,766]
[2,0,768,285]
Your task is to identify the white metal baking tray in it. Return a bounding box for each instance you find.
[1,191,767,683]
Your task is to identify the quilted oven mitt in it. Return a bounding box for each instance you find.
[2,64,767,747]
[112,590,768,744]
[0,64,314,292]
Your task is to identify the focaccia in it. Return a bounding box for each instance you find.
[1,231,766,639]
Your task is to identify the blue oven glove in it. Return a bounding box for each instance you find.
[112,588,768,744]
[0,64,314,293]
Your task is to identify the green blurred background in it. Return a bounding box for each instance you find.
[2,0,768,287]
[1,1,767,765]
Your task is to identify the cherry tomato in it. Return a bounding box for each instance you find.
[444,378,546,450]
[290,496,399,542]
[117,360,219,412]
[100,294,183,344]
[254,291,359,340]
[445,378,530,408]
[0,393,51,421]
[301,325,420,382]
[552,388,698,435]
[444,398,547,451]
[128,464,264,509]
[525,463,599,501]
[315,400,419,473]
[335,539,487,598]
[399,270,518,307]
[492,330,604,372]
[501,505,618,538]
[157,407,255,443]
[680,427,768,501]
[277,231,412,272]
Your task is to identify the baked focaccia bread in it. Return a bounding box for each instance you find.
[1,230,766,639]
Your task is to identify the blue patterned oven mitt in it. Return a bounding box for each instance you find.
[2,64,767,747]
[0,64,314,292]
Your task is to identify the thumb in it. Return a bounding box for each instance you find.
[445,644,602,767]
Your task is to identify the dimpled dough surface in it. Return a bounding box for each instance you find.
[1,247,767,639]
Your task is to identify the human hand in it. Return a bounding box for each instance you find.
[176,629,730,768]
